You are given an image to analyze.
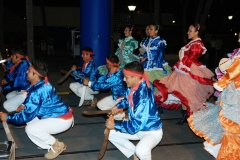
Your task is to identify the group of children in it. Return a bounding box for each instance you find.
[0,22,239,160]
[0,49,73,159]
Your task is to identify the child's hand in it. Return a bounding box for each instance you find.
[15,105,25,112]
[0,112,7,122]
[1,79,7,85]
[83,78,89,86]
[71,65,77,71]
[111,106,119,115]
[106,116,114,130]
[140,58,146,62]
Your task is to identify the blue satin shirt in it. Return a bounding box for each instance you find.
[143,36,167,72]
[115,81,162,134]
[7,80,70,125]
[90,70,127,100]
[2,59,31,94]
[71,60,97,84]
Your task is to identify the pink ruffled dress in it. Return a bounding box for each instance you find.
[153,38,214,114]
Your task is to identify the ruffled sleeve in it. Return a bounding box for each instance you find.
[181,43,205,67]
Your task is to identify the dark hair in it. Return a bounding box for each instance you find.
[190,23,201,36]
[149,23,160,31]
[82,47,93,52]
[125,25,134,31]
[107,54,119,64]
[82,46,93,57]
[11,46,27,57]
[124,61,144,74]
[31,60,48,78]
[191,22,200,31]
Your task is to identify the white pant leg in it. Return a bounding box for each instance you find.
[4,90,28,112]
[6,91,18,99]
[135,129,163,160]
[84,87,99,100]
[69,82,83,97]
[69,82,97,100]
[109,130,139,158]
[86,87,99,95]
[97,96,125,120]
[25,116,73,150]
[97,96,115,110]
[109,129,163,159]
[78,86,92,100]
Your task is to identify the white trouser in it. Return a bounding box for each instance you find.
[97,96,125,120]
[3,90,28,112]
[109,128,163,160]
[69,82,99,100]
[25,116,73,150]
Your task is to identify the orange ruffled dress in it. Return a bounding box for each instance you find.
[188,57,240,159]
[153,38,214,114]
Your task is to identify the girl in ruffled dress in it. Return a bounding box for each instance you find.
[214,46,240,97]
[153,23,214,125]
[188,53,240,159]
[114,25,138,69]
[141,23,172,83]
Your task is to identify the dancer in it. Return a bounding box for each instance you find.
[98,25,138,76]
[141,23,171,83]
[83,54,127,120]
[106,61,163,160]
[153,23,214,125]
[0,46,31,112]
[188,54,240,159]
[114,25,139,68]
[0,60,73,159]
[214,34,240,97]
[69,47,98,107]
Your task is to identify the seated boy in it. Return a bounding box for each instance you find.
[0,60,73,160]
[83,55,127,120]
[69,47,98,107]
[106,61,163,160]
[1,46,31,112]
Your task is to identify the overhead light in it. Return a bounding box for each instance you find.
[172,20,175,23]
[228,16,233,20]
[128,5,136,11]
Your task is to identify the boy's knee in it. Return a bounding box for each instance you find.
[3,101,12,112]
[69,83,74,89]
[97,101,104,110]
[135,146,150,160]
